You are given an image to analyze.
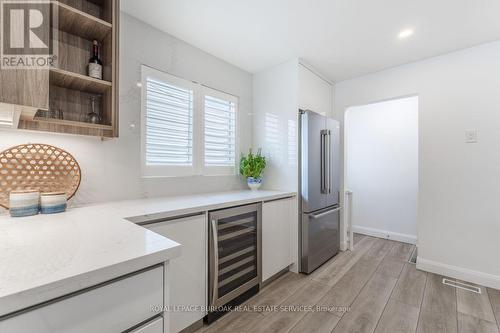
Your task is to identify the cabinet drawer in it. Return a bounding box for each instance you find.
[130,316,163,333]
[146,213,206,333]
[0,266,164,333]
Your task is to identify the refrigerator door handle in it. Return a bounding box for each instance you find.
[320,130,328,194]
[327,130,331,194]
[320,131,324,193]
[309,207,342,219]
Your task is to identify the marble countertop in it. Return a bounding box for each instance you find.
[0,189,295,317]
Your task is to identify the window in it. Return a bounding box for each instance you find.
[141,65,238,177]
[203,88,237,172]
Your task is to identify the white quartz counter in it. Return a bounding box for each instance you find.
[0,190,295,317]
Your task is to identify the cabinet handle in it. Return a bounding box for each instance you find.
[263,196,295,203]
[134,212,205,226]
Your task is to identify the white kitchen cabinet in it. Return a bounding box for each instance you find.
[0,266,164,333]
[262,196,297,281]
[146,213,207,333]
[131,316,164,333]
[299,63,333,117]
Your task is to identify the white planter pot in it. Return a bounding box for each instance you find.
[247,177,262,191]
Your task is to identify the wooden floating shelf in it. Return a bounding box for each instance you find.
[33,117,113,131]
[53,1,112,41]
[50,68,112,94]
[0,0,119,138]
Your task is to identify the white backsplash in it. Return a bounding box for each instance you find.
[0,13,253,211]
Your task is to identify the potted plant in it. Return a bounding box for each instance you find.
[240,148,267,190]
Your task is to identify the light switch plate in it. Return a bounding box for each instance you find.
[465,129,478,143]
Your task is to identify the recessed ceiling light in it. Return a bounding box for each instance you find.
[398,29,414,40]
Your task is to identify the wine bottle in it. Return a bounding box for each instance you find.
[88,40,102,80]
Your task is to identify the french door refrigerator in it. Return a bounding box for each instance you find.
[299,109,341,274]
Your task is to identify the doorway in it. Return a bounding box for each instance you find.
[345,96,418,244]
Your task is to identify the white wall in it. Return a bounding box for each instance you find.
[0,13,253,212]
[335,41,500,289]
[252,59,299,192]
[345,96,418,244]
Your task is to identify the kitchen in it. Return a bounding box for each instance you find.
[1,1,500,333]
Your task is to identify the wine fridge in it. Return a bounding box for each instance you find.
[207,203,262,322]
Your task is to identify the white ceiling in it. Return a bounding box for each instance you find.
[121,0,500,81]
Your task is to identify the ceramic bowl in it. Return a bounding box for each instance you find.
[9,190,40,217]
[40,192,67,214]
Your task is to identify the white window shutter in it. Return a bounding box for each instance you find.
[141,66,197,177]
[203,89,237,170]
[145,77,194,165]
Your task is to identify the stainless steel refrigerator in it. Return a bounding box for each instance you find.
[299,109,341,274]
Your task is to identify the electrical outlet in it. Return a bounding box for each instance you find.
[465,129,478,143]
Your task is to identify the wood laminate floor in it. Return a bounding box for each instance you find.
[195,235,500,333]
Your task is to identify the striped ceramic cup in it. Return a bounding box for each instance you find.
[9,190,40,217]
[40,192,67,214]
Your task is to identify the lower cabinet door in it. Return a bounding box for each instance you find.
[262,197,295,281]
[131,316,163,333]
[146,213,207,333]
[0,266,164,333]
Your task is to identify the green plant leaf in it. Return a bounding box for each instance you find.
[240,148,267,178]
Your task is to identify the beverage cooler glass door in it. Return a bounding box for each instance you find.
[208,203,262,308]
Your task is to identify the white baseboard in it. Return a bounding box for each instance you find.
[289,261,299,274]
[417,257,500,290]
[352,225,417,244]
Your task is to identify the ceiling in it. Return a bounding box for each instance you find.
[121,0,500,82]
